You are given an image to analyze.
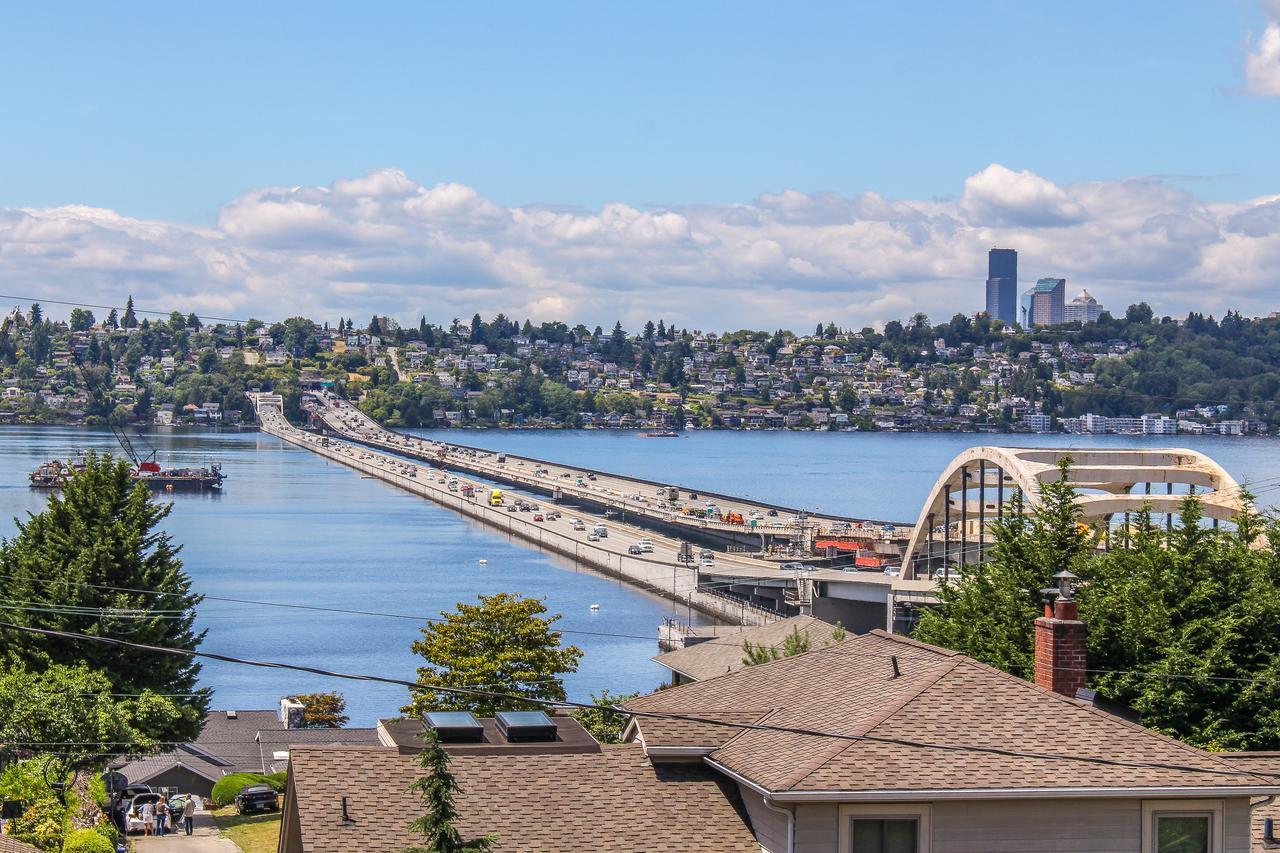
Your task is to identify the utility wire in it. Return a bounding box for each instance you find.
[2,620,1277,782]
[0,294,255,326]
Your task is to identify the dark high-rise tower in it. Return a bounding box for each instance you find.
[985,248,1018,325]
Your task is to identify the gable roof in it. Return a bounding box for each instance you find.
[286,744,758,852]
[627,630,1280,800]
[653,615,842,682]
[0,837,42,853]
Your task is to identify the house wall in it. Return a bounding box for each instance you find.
[790,796,1254,853]
[133,767,217,800]
[737,785,790,853]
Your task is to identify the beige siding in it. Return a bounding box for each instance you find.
[738,785,791,853]
[788,796,1255,853]
[794,803,839,853]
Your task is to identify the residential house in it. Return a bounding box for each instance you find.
[280,600,1278,851]
[114,699,378,799]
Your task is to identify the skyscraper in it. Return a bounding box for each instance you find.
[984,248,1017,325]
[1024,277,1066,326]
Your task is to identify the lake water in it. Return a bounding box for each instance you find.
[2,425,1277,725]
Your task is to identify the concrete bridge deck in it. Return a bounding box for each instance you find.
[250,393,936,633]
[309,393,915,554]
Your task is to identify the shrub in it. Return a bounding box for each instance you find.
[9,796,68,850]
[92,819,119,847]
[87,776,109,809]
[62,828,115,853]
[265,771,287,791]
[210,772,273,807]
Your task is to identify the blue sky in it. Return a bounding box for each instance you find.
[1,1,1276,222]
[1,2,1279,329]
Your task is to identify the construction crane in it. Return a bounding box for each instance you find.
[72,352,161,473]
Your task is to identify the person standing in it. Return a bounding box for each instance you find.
[156,798,168,836]
[182,795,197,836]
[141,800,155,836]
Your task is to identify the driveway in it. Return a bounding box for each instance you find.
[132,807,240,852]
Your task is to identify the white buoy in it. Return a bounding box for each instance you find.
[478,559,489,565]
[590,603,600,610]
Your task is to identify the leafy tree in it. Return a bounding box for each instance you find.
[121,296,137,328]
[571,689,639,744]
[186,312,201,329]
[405,729,497,853]
[402,593,583,718]
[0,663,181,776]
[68,308,95,331]
[0,453,208,742]
[289,691,350,728]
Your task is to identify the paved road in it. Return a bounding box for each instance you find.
[132,809,239,852]
[311,394,915,548]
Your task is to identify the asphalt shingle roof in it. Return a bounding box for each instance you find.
[653,615,843,682]
[0,836,42,853]
[629,630,1280,796]
[287,743,759,853]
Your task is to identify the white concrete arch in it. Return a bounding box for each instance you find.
[900,446,1246,579]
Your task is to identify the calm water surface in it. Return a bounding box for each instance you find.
[3,425,1277,724]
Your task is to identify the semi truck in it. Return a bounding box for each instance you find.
[489,489,504,506]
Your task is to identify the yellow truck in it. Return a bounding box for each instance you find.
[489,489,504,507]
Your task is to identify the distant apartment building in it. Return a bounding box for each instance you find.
[1020,412,1052,432]
[984,247,1018,326]
[1063,289,1104,324]
[1021,277,1066,326]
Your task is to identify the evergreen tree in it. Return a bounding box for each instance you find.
[912,461,1087,676]
[106,308,119,329]
[122,296,138,328]
[29,303,42,325]
[469,313,483,343]
[406,729,497,853]
[0,454,208,741]
[370,315,382,336]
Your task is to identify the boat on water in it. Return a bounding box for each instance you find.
[641,431,680,438]
[29,457,225,492]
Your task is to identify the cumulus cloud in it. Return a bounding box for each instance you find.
[0,164,1277,330]
[1244,2,1280,96]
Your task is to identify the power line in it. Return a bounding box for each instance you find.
[0,293,255,326]
[2,621,1275,781]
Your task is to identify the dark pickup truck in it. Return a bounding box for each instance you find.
[235,784,279,815]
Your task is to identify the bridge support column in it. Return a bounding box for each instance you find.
[959,464,968,570]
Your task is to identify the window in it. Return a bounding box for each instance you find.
[838,804,930,853]
[1142,800,1224,853]
[852,818,918,853]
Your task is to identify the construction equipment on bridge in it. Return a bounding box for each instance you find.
[31,355,225,492]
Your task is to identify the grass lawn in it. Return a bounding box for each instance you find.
[211,806,281,853]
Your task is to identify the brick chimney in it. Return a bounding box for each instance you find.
[1034,572,1087,697]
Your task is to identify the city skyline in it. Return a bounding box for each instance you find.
[1,3,1279,330]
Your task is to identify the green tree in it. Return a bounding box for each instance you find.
[571,689,639,744]
[1079,498,1280,750]
[0,663,181,778]
[121,296,137,328]
[913,461,1087,676]
[0,453,208,742]
[68,308,95,331]
[289,691,350,728]
[405,729,497,853]
[402,593,583,718]
[741,622,847,666]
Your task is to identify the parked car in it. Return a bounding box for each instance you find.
[124,792,165,833]
[235,784,280,815]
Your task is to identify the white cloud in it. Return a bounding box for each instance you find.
[1244,3,1280,97]
[0,164,1277,330]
